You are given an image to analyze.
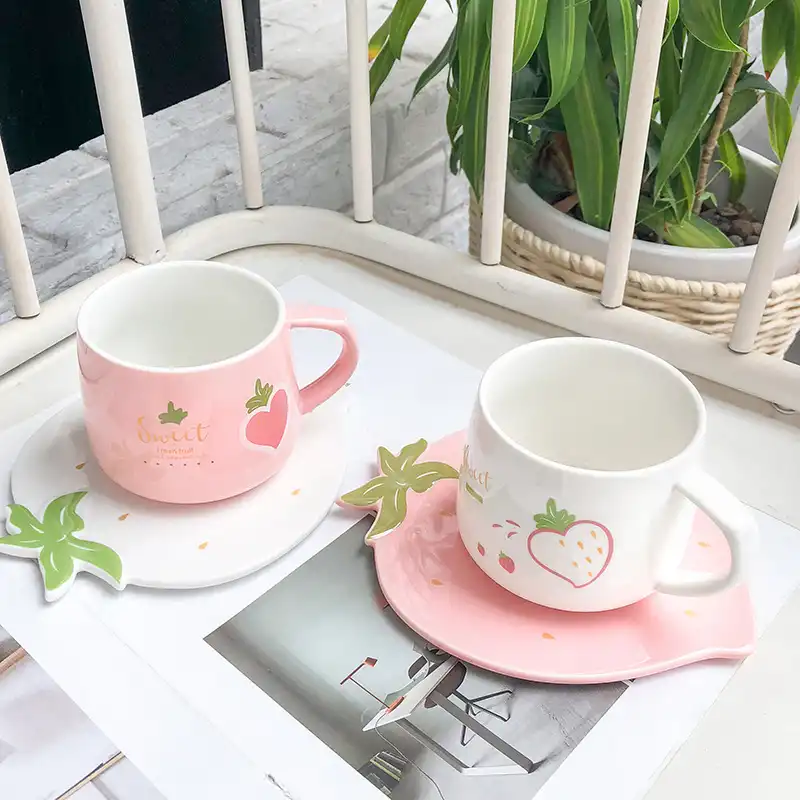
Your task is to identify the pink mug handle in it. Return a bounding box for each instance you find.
[287,306,359,414]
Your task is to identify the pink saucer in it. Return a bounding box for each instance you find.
[360,433,755,684]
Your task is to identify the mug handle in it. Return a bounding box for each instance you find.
[287,306,359,414]
[655,468,756,596]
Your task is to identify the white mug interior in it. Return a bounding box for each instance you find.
[77,261,284,370]
[480,339,704,472]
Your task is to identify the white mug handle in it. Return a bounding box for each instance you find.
[655,468,756,596]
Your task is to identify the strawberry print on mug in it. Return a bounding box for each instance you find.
[526,499,613,588]
[137,401,211,464]
[243,379,289,449]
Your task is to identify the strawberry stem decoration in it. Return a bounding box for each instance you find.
[246,379,274,414]
[533,498,576,533]
[158,401,188,425]
[340,439,459,541]
[0,491,124,602]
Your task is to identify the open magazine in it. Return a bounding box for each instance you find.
[209,518,625,800]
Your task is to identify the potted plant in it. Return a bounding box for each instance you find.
[369,0,800,353]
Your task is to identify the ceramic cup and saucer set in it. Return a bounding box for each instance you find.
[341,338,758,683]
[0,258,759,683]
[0,261,359,600]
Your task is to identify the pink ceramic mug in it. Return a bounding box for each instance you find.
[76,261,358,504]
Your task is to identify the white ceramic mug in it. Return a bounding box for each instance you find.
[457,338,756,612]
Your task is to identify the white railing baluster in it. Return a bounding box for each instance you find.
[221,0,264,210]
[480,0,516,265]
[78,0,164,264]
[602,0,670,309]
[345,0,374,222]
[0,136,39,318]
[729,115,800,354]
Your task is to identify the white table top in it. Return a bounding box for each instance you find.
[1,244,799,799]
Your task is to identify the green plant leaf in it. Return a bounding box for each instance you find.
[412,25,457,101]
[407,461,460,492]
[5,504,48,542]
[658,34,682,128]
[560,25,620,229]
[513,0,548,71]
[721,0,755,31]
[766,91,793,159]
[786,0,800,102]
[366,488,409,540]
[717,129,746,202]
[680,0,747,52]
[389,0,428,58]
[607,0,636,127]
[762,0,788,74]
[456,0,491,124]
[510,97,548,121]
[341,477,390,507]
[674,156,697,220]
[43,491,87,537]
[544,0,591,110]
[663,211,735,247]
[733,71,781,94]
[700,88,762,142]
[370,45,397,101]
[368,12,393,60]
[656,35,731,198]
[461,42,491,198]
[664,0,680,42]
[750,0,779,13]
[38,544,75,593]
[67,536,123,584]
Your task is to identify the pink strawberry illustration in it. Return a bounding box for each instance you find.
[527,499,613,588]
[244,379,288,448]
[477,543,486,557]
[498,551,515,573]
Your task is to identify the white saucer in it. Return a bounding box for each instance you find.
[4,396,347,600]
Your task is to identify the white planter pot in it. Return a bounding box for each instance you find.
[504,147,800,283]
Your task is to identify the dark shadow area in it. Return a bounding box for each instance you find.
[0,0,262,173]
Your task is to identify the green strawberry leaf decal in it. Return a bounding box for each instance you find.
[159,401,188,425]
[0,491,124,601]
[246,379,274,414]
[533,498,576,533]
[340,439,459,541]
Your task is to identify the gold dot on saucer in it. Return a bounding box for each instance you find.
[577,541,584,550]
[597,547,603,554]
[684,609,696,617]
[588,571,593,577]
[559,539,565,547]
[291,488,301,496]
[542,632,556,640]
[118,513,129,521]
[198,541,209,550]
[590,530,597,539]
[585,556,592,563]
[572,561,578,567]
[75,462,86,470]
[430,578,444,586]
[698,541,711,548]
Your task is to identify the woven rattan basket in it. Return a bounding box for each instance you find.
[469,201,800,356]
